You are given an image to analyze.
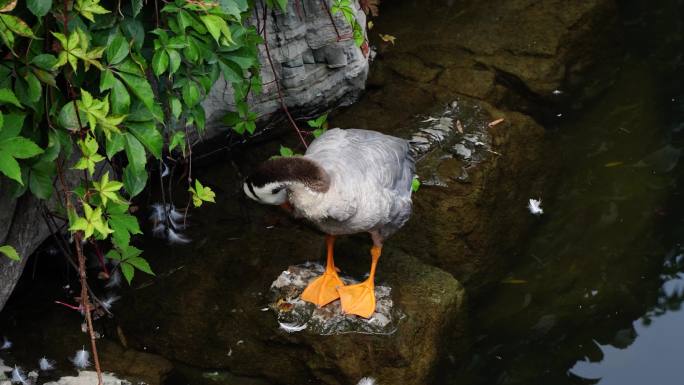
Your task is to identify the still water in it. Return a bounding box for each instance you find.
[438,1,684,384]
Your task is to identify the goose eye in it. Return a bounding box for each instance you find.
[271,187,282,194]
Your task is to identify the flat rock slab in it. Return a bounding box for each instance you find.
[43,371,130,385]
[268,250,467,385]
[270,263,404,335]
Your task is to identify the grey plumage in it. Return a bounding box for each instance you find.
[292,128,415,240]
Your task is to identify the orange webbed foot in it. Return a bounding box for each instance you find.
[337,279,376,318]
[301,269,344,307]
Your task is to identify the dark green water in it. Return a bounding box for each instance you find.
[437,1,684,384]
[1,1,683,385]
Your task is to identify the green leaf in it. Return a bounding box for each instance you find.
[126,121,162,159]
[122,163,147,198]
[307,113,328,129]
[57,102,84,132]
[168,131,186,156]
[279,145,294,157]
[74,0,109,23]
[169,96,182,120]
[117,72,159,120]
[0,112,25,140]
[109,211,141,248]
[181,81,200,107]
[151,49,169,76]
[110,78,130,115]
[105,133,125,159]
[106,34,129,65]
[31,54,57,70]
[312,128,326,138]
[121,18,144,51]
[0,151,22,184]
[27,0,52,17]
[0,88,22,108]
[126,257,154,275]
[123,133,146,172]
[188,179,216,207]
[167,49,181,75]
[23,72,42,104]
[28,161,55,199]
[121,262,134,284]
[130,0,143,17]
[92,171,124,205]
[0,137,44,159]
[99,69,115,91]
[0,14,36,38]
[0,245,19,261]
[73,135,104,176]
[411,176,421,192]
[200,14,229,43]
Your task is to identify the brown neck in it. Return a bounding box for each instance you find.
[251,157,330,193]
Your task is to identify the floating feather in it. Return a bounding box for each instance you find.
[357,377,376,385]
[11,365,28,385]
[105,269,122,289]
[38,357,56,371]
[528,198,543,216]
[149,203,166,223]
[278,322,307,333]
[0,337,11,350]
[151,223,166,237]
[161,161,170,178]
[71,347,91,369]
[101,294,120,311]
[166,228,191,244]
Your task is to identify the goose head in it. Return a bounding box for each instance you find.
[243,157,330,205]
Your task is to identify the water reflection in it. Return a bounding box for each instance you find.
[435,0,684,382]
[571,266,684,385]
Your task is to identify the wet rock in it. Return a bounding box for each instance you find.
[0,359,10,380]
[115,222,466,385]
[336,0,621,131]
[99,341,173,385]
[389,97,549,295]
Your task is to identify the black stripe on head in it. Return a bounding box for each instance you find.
[249,157,330,193]
[245,179,261,201]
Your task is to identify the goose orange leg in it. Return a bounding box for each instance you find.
[338,242,381,319]
[301,235,345,306]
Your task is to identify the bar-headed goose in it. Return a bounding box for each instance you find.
[244,128,415,318]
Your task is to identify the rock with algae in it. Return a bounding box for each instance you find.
[269,263,404,336]
[115,234,467,385]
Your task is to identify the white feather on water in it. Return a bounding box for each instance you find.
[278,322,307,333]
[39,357,56,371]
[0,337,11,350]
[105,269,122,289]
[357,377,376,385]
[11,365,28,385]
[528,198,543,216]
[71,348,91,369]
[101,294,120,311]
[167,228,191,244]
